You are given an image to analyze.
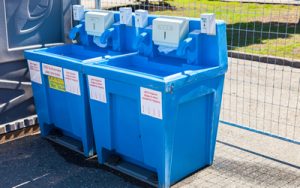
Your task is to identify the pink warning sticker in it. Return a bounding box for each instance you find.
[64,69,80,96]
[28,60,42,84]
[140,87,163,120]
[88,75,107,103]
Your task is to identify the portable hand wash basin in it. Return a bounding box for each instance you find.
[24,9,138,157]
[84,14,228,187]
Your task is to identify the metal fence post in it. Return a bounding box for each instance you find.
[95,0,101,9]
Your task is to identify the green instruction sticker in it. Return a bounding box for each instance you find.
[48,76,65,92]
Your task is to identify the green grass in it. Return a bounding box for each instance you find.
[151,0,300,59]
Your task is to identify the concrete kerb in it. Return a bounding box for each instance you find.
[228,51,300,68]
[0,115,38,135]
[221,0,300,6]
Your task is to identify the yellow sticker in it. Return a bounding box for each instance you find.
[48,76,65,92]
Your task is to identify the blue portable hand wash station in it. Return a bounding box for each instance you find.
[83,11,228,187]
[24,6,138,157]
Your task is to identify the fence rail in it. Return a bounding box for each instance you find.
[80,0,300,143]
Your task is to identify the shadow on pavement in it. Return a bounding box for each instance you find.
[0,135,153,188]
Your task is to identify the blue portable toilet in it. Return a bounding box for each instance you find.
[84,13,228,187]
[24,7,138,157]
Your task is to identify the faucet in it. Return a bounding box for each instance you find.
[100,28,115,45]
[69,24,83,40]
[176,37,194,57]
[135,32,148,49]
[69,23,89,45]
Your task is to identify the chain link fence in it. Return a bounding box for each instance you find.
[80,0,300,143]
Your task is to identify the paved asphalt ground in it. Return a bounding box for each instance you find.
[0,124,299,188]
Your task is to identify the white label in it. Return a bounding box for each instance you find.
[28,60,42,84]
[42,63,63,79]
[140,87,163,120]
[63,69,81,96]
[88,75,106,103]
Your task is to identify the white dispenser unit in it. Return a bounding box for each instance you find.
[200,13,216,35]
[119,7,132,26]
[73,5,85,21]
[135,10,148,28]
[85,11,114,37]
[152,17,189,48]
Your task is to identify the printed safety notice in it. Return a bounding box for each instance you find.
[88,75,107,103]
[42,63,63,79]
[28,60,42,84]
[64,69,81,96]
[140,87,163,119]
[48,76,65,92]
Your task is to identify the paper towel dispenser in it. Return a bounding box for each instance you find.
[85,11,114,37]
[152,17,189,48]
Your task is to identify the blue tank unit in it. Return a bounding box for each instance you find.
[24,10,138,157]
[83,15,228,187]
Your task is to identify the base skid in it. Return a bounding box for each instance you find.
[104,155,158,187]
[46,132,84,155]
